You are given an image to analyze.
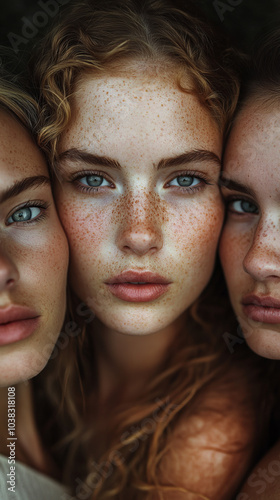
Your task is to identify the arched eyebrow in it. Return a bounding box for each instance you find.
[0,176,50,204]
[58,148,221,171]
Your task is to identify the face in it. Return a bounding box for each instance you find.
[0,110,69,386]
[56,66,223,337]
[220,101,280,359]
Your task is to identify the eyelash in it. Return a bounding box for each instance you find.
[70,170,211,194]
[70,171,113,194]
[6,200,50,227]
[165,171,211,193]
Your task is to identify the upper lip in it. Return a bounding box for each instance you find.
[106,270,171,285]
[0,305,40,325]
[242,295,280,308]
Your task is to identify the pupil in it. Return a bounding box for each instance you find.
[13,207,32,222]
[241,201,257,213]
[178,176,193,187]
[87,175,103,187]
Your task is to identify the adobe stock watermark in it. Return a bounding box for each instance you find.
[222,312,267,354]
[61,397,178,500]
[222,312,278,354]
[213,0,243,22]
[236,453,280,499]
[7,0,71,54]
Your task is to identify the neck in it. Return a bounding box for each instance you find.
[91,312,187,405]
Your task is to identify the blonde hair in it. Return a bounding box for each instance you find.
[31,1,259,498]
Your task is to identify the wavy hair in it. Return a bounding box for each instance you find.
[32,0,241,165]
[31,1,268,499]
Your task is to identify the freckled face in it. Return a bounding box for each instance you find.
[0,111,69,386]
[56,68,223,336]
[220,103,280,359]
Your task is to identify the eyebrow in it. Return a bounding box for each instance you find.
[0,176,51,204]
[157,150,221,170]
[58,148,221,172]
[219,176,256,198]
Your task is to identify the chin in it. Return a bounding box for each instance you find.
[242,324,280,360]
[95,306,178,336]
[0,349,51,387]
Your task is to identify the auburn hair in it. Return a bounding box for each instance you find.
[32,0,241,165]
[31,1,268,499]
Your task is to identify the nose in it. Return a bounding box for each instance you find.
[116,193,163,256]
[0,247,19,292]
[243,216,280,281]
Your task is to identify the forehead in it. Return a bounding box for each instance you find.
[59,68,221,159]
[0,110,48,183]
[224,103,280,177]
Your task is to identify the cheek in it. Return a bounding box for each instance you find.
[15,223,68,297]
[219,224,251,289]
[57,197,109,274]
[171,197,224,261]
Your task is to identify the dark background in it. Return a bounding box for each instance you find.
[0,0,280,59]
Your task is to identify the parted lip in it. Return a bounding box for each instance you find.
[0,305,40,325]
[105,270,171,285]
[242,295,280,308]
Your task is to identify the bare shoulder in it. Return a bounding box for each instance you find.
[237,441,280,500]
[157,365,261,500]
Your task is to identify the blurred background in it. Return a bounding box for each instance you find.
[0,0,280,61]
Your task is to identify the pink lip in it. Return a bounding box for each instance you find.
[242,295,280,324]
[0,306,40,346]
[105,270,171,302]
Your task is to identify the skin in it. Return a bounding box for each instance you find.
[220,101,280,360]
[56,66,223,344]
[0,110,69,386]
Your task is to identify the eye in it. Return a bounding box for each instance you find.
[168,175,201,188]
[228,199,259,215]
[6,202,49,226]
[79,174,111,188]
[7,206,41,225]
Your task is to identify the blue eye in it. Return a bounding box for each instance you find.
[7,206,41,225]
[79,175,111,188]
[168,175,201,188]
[229,200,259,215]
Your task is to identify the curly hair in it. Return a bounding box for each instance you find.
[32,0,241,166]
[30,1,267,499]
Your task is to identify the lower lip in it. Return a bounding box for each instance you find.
[107,283,170,302]
[243,305,280,324]
[0,317,40,346]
